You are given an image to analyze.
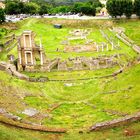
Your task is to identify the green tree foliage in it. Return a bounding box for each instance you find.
[107,0,133,18]
[50,6,71,14]
[134,0,140,17]
[71,3,82,13]
[71,2,96,16]
[30,0,46,5]
[79,4,96,16]
[0,8,5,24]
[5,0,40,15]
[88,0,102,7]
[107,0,116,17]
[5,1,24,15]
[4,0,101,16]
[24,2,40,14]
[123,0,133,18]
[39,5,49,15]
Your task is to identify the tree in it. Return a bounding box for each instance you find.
[123,0,133,18]
[71,2,96,16]
[71,3,83,13]
[50,5,71,14]
[24,2,40,15]
[30,0,46,5]
[106,0,119,18]
[107,0,133,18]
[5,1,18,15]
[5,1,25,15]
[80,4,96,16]
[88,0,102,8]
[0,8,5,24]
[116,0,124,17]
[134,0,140,17]
[39,5,49,15]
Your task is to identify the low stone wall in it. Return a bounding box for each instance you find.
[50,68,123,82]
[0,62,29,80]
[121,33,134,44]
[115,33,140,54]
[3,34,15,47]
[116,34,132,47]
[0,60,123,82]
[90,112,140,131]
[47,58,59,72]
[29,77,49,82]
[6,41,18,52]
[133,45,140,54]
[0,115,66,133]
[4,34,15,40]
[100,29,112,45]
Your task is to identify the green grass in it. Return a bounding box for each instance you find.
[23,66,119,80]
[0,18,137,60]
[1,63,140,131]
[0,18,140,139]
[1,121,140,140]
[115,19,140,46]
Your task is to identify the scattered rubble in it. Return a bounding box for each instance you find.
[0,108,21,121]
[22,108,39,117]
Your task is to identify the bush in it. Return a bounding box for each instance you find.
[96,7,102,13]
[71,2,96,16]
[50,5,71,14]
[5,1,25,15]
[80,4,96,16]
[39,5,49,15]
[24,2,40,15]
[134,0,140,17]
[0,8,5,24]
[123,0,133,18]
[5,1,40,15]
[107,0,133,18]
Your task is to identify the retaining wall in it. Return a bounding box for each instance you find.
[90,112,140,131]
[0,62,29,80]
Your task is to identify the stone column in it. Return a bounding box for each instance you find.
[29,34,32,48]
[96,45,99,52]
[40,52,43,65]
[96,60,99,69]
[24,35,26,48]
[40,38,42,48]
[25,52,27,65]
[111,42,114,50]
[31,52,33,65]
[102,44,104,52]
[19,51,22,64]
[106,59,108,68]
[106,44,109,51]
[118,41,120,47]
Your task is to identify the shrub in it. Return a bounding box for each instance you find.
[0,8,5,24]
[134,0,140,17]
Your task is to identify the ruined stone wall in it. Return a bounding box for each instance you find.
[90,112,140,131]
[0,62,29,80]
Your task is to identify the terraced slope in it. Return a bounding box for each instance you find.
[0,18,140,139]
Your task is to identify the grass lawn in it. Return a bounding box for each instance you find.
[0,18,140,139]
[0,18,138,60]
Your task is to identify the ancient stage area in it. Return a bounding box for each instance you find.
[0,18,140,139]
